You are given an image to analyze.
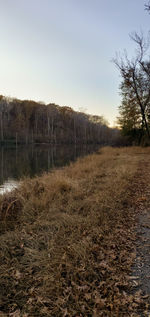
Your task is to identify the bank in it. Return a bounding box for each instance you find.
[0,147,149,316]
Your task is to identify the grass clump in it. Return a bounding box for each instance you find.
[0,146,149,316]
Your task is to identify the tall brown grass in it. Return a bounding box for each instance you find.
[0,146,149,316]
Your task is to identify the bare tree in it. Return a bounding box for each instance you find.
[113,32,150,139]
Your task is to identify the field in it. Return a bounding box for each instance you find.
[0,147,150,316]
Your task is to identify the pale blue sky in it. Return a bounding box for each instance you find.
[0,0,149,126]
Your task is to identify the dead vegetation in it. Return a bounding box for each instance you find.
[0,146,149,316]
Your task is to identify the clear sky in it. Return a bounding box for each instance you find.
[0,0,149,126]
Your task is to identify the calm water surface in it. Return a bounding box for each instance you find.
[0,145,99,194]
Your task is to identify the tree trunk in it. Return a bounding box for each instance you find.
[0,112,3,142]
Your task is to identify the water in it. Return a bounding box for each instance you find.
[0,144,99,194]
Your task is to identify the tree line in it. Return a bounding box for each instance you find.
[0,95,119,145]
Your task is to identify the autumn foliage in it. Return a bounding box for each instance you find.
[0,95,118,145]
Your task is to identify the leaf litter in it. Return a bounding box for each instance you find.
[0,147,150,316]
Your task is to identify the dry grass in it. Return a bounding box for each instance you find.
[0,146,149,316]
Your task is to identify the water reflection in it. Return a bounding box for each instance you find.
[0,144,99,193]
[0,179,18,195]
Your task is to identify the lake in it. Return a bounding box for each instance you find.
[0,144,99,194]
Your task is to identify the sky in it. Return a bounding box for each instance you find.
[0,0,149,126]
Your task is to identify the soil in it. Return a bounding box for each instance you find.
[133,212,150,295]
[131,157,150,315]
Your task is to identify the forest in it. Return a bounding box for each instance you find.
[0,95,119,145]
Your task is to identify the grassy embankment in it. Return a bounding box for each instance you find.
[0,147,148,316]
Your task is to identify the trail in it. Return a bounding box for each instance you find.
[131,157,150,315]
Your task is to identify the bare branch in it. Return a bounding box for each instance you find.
[145,1,150,13]
[113,31,150,140]
[129,31,149,62]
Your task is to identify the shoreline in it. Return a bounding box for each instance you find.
[0,147,149,315]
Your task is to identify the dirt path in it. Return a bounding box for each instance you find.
[131,157,150,315]
[133,212,150,295]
